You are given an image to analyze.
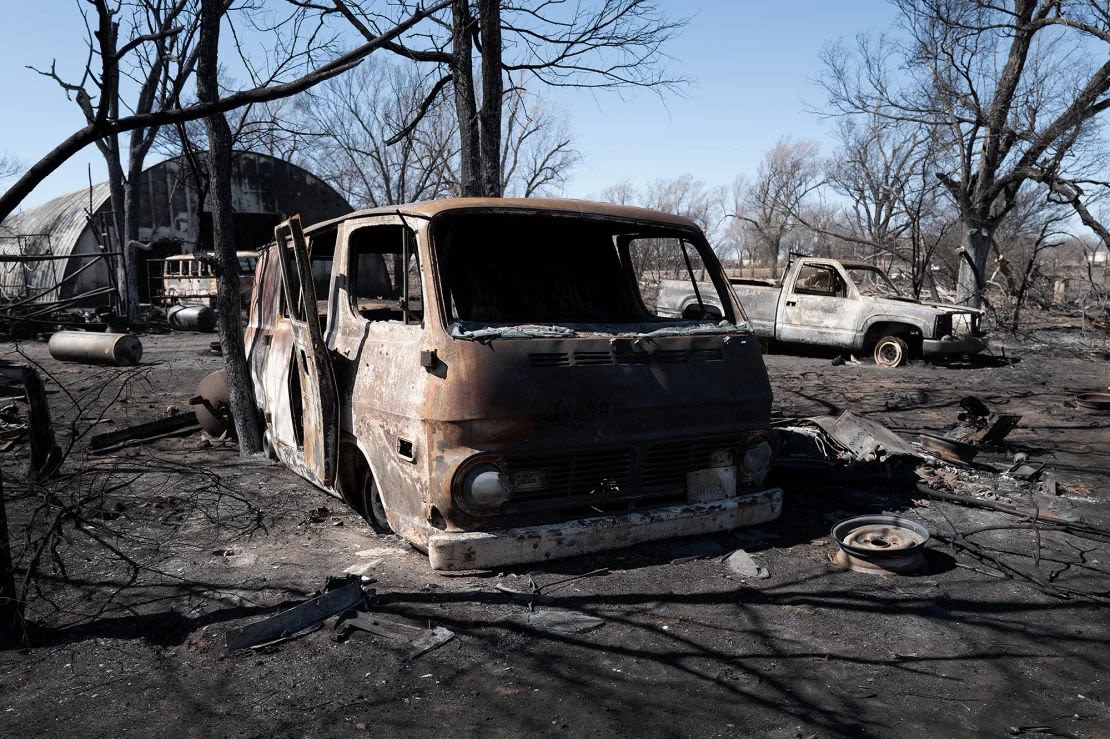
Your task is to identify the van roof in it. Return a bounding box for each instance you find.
[302,197,701,235]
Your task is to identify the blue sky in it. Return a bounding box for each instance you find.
[0,0,898,209]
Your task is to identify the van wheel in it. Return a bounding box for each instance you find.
[339,443,393,534]
[873,336,909,368]
[358,468,393,534]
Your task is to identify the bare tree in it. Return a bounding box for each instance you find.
[327,0,685,197]
[293,60,459,207]
[0,0,451,224]
[499,81,579,197]
[292,61,578,207]
[993,186,1081,329]
[731,138,822,278]
[821,0,1110,307]
[596,176,723,234]
[0,156,21,184]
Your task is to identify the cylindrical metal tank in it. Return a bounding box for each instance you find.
[47,331,143,366]
[191,369,235,438]
[167,304,218,333]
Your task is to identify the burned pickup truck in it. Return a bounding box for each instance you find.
[245,199,781,570]
[658,256,988,367]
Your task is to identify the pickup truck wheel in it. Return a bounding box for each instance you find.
[873,336,909,368]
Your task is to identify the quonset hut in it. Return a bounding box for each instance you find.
[0,151,352,305]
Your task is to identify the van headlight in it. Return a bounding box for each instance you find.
[740,438,773,486]
[457,461,511,511]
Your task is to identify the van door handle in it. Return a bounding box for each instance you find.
[785,300,797,307]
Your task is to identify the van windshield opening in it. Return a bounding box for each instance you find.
[433,212,737,336]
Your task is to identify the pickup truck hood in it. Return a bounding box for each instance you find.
[876,295,981,315]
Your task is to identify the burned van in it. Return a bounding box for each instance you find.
[245,199,781,570]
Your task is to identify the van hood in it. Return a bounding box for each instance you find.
[427,330,772,448]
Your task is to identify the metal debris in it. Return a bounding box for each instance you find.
[831,515,929,575]
[1006,461,1045,482]
[919,433,979,465]
[776,410,920,468]
[335,612,455,659]
[1074,392,1110,413]
[89,411,200,453]
[225,577,366,650]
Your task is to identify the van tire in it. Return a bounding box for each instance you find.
[361,472,393,534]
[338,440,393,534]
[873,335,909,368]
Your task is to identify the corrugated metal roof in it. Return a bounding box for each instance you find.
[0,183,111,301]
[0,151,352,304]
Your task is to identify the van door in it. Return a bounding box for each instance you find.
[274,215,340,488]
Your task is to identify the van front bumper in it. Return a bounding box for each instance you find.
[922,335,989,357]
[426,488,783,571]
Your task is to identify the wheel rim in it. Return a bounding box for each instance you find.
[876,340,902,366]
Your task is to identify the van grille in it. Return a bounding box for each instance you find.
[498,433,746,518]
[528,348,723,367]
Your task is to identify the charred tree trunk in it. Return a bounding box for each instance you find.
[197,0,263,455]
[122,172,144,322]
[477,0,502,198]
[103,144,132,321]
[452,0,481,197]
[957,222,993,307]
[124,133,152,316]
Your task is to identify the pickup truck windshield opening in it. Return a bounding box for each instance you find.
[845,265,902,297]
[434,212,732,328]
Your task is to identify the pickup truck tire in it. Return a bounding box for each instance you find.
[873,336,909,368]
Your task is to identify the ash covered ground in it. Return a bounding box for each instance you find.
[2,322,1109,738]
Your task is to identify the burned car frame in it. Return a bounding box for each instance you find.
[245,199,782,570]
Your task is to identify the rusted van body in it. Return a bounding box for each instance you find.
[245,199,781,570]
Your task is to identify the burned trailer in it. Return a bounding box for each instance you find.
[245,199,782,570]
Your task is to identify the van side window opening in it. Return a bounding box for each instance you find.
[793,264,846,298]
[347,224,422,324]
[434,212,729,325]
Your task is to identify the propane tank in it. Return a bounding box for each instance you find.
[190,368,234,438]
[167,304,218,333]
[47,331,143,366]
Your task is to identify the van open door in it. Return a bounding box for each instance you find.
[274,215,340,488]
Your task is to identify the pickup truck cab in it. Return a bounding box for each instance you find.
[659,257,988,367]
[244,199,782,570]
